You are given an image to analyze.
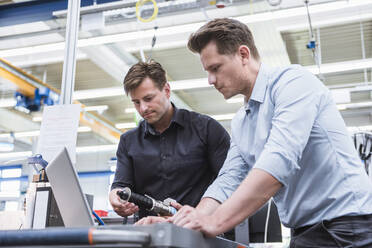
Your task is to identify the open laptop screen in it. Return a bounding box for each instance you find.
[45,147,94,227]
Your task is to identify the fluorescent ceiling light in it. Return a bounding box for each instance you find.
[83,105,108,112]
[0,42,65,57]
[77,126,92,132]
[328,82,372,90]
[337,101,372,110]
[326,82,372,94]
[226,97,244,104]
[2,102,109,114]
[124,108,136,113]
[32,116,42,122]
[171,78,210,91]
[115,122,137,129]
[337,105,347,111]
[0,98,16,108]
[13,130,40,138]
[210,113,235,121]
[0,126,91,138]
[347,125,372,133]
[350,85,372,92]
[12,53,88,67]
[306,58,372,75]
[126,40,187,53]
[0,144,118,160]
[76,144,117,153]
[73,87,123,100]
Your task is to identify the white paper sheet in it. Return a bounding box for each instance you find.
[37,104,81,163]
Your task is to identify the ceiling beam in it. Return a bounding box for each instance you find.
[80,45,131,83]
[81,43,194,110]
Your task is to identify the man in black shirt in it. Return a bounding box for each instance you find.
[109,60,230,219]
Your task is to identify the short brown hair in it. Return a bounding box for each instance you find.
[123,60,167,95]
[188,18,260,59]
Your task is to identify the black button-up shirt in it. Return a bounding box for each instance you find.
[111,106,230,217]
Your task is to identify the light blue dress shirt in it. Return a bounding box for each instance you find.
[204,63,372,228]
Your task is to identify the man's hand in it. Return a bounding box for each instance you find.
[170,200,183,210]
[170,205,219,237]
[135,200,183,226]
[135,216,171,225]
[109,188,139,217]
[171,169,283,237]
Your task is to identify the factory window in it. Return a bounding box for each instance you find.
[0,167,22,211]
[2,168,21,178]
[5,201,18,211]
[1,180,20,192]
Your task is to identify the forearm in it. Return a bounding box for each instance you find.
[210,168,282,235]
[196,197,221,215]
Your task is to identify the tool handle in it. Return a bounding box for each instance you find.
[117,189,153,210]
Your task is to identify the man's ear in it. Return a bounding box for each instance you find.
[238,45,250,64]
[163,83,171,98]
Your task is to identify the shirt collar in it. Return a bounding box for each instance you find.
[250,63,270,103]
[244,63,270,111]
[144,102,184,137]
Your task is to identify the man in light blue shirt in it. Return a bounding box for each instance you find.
[171,18,372,247]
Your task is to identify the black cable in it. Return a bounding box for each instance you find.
[304,0,314,40]
[147,26,158,62]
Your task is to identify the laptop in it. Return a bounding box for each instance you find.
[45,147,95,227]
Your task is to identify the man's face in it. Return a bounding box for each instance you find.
[200,41,246,99]
[129,77,171,125]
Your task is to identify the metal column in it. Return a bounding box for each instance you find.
[60,0,81,105]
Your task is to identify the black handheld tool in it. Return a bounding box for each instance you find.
[117,187,177,216]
